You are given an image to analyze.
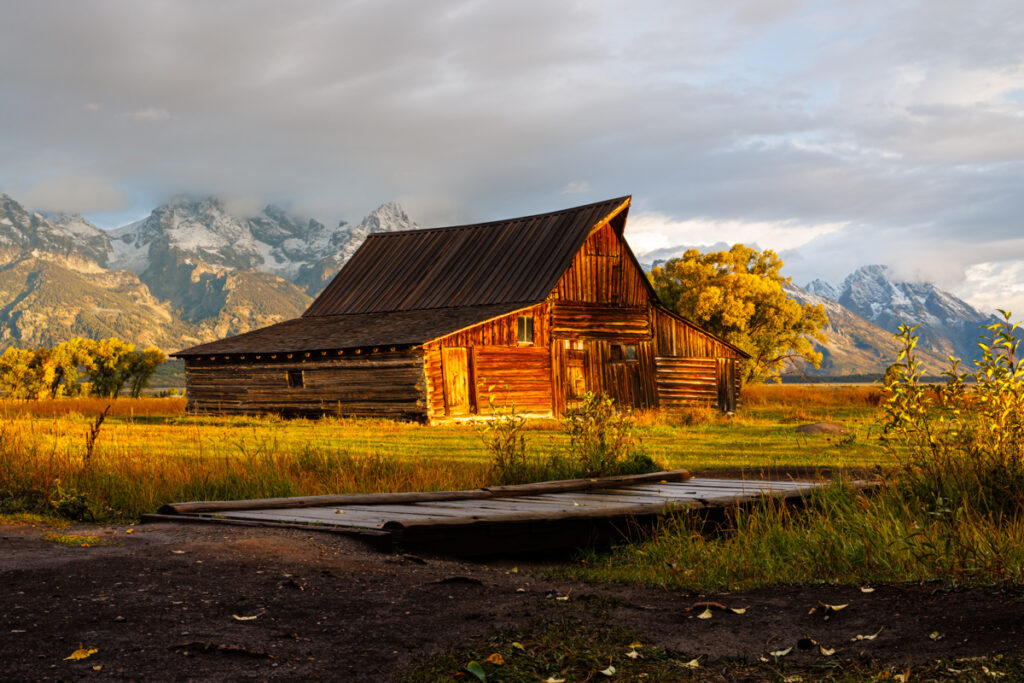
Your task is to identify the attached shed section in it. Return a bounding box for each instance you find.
[173,196,748,421]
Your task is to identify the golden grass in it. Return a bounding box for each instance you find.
[0,391,887,521]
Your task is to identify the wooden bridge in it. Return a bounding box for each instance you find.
[144,471,822,556]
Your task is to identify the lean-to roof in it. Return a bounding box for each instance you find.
[173,303,528,357]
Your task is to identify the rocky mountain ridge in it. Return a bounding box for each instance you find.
[0,193,418,351]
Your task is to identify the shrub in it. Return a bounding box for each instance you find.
[477,401,530,485]
[562,392,652,478]
[882,313,1024,520]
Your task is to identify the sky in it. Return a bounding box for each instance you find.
[1,1,1023,313]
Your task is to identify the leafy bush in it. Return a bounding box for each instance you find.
[477,401,530,485]
[49,484,94,522]
[883,312,1024,519]
[562,392,652,478]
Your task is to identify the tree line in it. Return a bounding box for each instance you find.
[0,338,166,399]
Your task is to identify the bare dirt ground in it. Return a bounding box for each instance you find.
[2,521,1022,681]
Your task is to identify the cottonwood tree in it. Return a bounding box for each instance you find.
[649,244,828,385]
[0,338,167,399]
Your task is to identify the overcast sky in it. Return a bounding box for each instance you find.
[2,1,1023,313]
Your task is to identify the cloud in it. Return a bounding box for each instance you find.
[20,175,125,214]
[0,1,1021,312]
[560,181,591,194]
[628,213,847,256]
[128,107,171,121]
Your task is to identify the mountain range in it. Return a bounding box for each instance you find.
[0,191,998,377]
[0,194,417,351]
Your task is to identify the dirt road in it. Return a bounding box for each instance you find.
[2,521,1021,681]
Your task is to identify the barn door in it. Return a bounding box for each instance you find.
[442,347,474,416]
[717,358,737,412]
[565,348,587,409]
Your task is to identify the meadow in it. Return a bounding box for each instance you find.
[0,385,883,523]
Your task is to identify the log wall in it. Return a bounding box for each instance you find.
[184,350,427,421]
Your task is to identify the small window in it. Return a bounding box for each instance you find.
[517,315,534,344]
[287,370,304,388]
[610,344,638,362]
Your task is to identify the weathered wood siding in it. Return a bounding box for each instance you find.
[423,304,552,420]
[654,357,718,407]
[184,350,427,420]
[550,220,649,306]
[651,308,743,410]
[652,307,743,359]
[550,303,650,339]
[475,347,552,413]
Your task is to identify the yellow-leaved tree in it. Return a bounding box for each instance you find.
[648,244,828,385]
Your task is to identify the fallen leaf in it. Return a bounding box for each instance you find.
[555,591,571,601]
[64,644,98,661]
[730,607,747,615]
[820,645,836,656]
[510,567,518,574]
[124,528,134,534]
[625,649,641,659]
[681,658,701,668]
[629,641,643,648]
[232,612,265,621]
[860,586,875,593]
[783,676,803,682]
[697,608,713,620]
[820,602,848,612]
[512,642,525,651]
[485,653,504,666]
[170,550,187,555]
[334,510,345,514]
[851,627,884,641]
[465,660,486,682]
[92,665,103,671]
[599,664,616,676]
[543,677,566,683]
[981,665,1006,678]
[929,631,942,641]
[769,647,793,657]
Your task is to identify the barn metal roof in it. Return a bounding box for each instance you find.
[302,196,631,316]
[172,303,529,357]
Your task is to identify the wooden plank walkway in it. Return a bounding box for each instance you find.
[143,470,824,556]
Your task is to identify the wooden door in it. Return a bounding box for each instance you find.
[717,358,737,412]
[442,347,473,416]
[565,349,587,409]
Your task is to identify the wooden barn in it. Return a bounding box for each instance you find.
[173,196,748,422]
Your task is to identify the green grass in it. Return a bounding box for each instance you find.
[553,481,1024,591]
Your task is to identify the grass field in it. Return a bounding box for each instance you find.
[0,386,885,522]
